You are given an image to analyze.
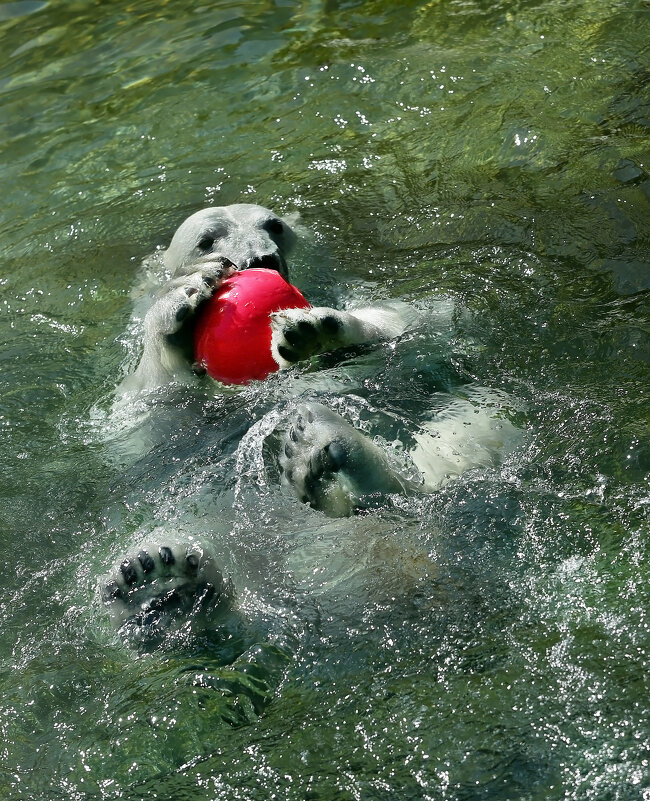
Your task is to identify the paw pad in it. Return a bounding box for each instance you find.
[101,543,234,639]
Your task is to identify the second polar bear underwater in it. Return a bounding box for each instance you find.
[102,202,519,641]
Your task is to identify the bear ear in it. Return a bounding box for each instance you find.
[281,210,312,241]
[281,210,301,228]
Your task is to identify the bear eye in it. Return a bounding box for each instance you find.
[197,235,215,251]
[264,219,284,236]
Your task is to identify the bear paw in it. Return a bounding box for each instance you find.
[270,307,347,365]
[101,541,234,643]
[278,402,407,517]
[143,258,236,342]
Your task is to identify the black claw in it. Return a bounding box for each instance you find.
[175,304,191,322]
[309,451,324,478]
[284,327,303,348]
[298,320,316,339]
[138,551,155,574]
[322,315,342,334]
[203,276,218,288]
[159,546,175,566]
[278,345,299,362]
[289,426,298,442]
[284,442,294,458]
[186,553,200,574]
[305,408,315,423]
[185,287,199,297]
[120,559,138,586]
[102,580,123,602]
[296,415,305,432]
[326,441,348,471]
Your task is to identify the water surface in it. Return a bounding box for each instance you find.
[1,0,649,799]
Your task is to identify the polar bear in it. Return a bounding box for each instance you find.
[102,203,519,643]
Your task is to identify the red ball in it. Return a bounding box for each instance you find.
[193,268,310,385]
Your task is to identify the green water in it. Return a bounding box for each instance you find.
[1,0,649,798]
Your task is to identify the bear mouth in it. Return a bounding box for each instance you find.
[233,253,289,280]
[191,253,286,276]
[240,253,287,277]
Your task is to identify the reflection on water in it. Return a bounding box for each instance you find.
[0,0,649,798]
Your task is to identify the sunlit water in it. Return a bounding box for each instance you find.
[1,1,649,799]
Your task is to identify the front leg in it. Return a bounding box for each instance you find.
[270,303,409,367]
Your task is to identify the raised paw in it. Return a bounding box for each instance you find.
[270,307,346,365]
[143,258,235,341]
[101,541,234,643]
[278,402,407,517]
